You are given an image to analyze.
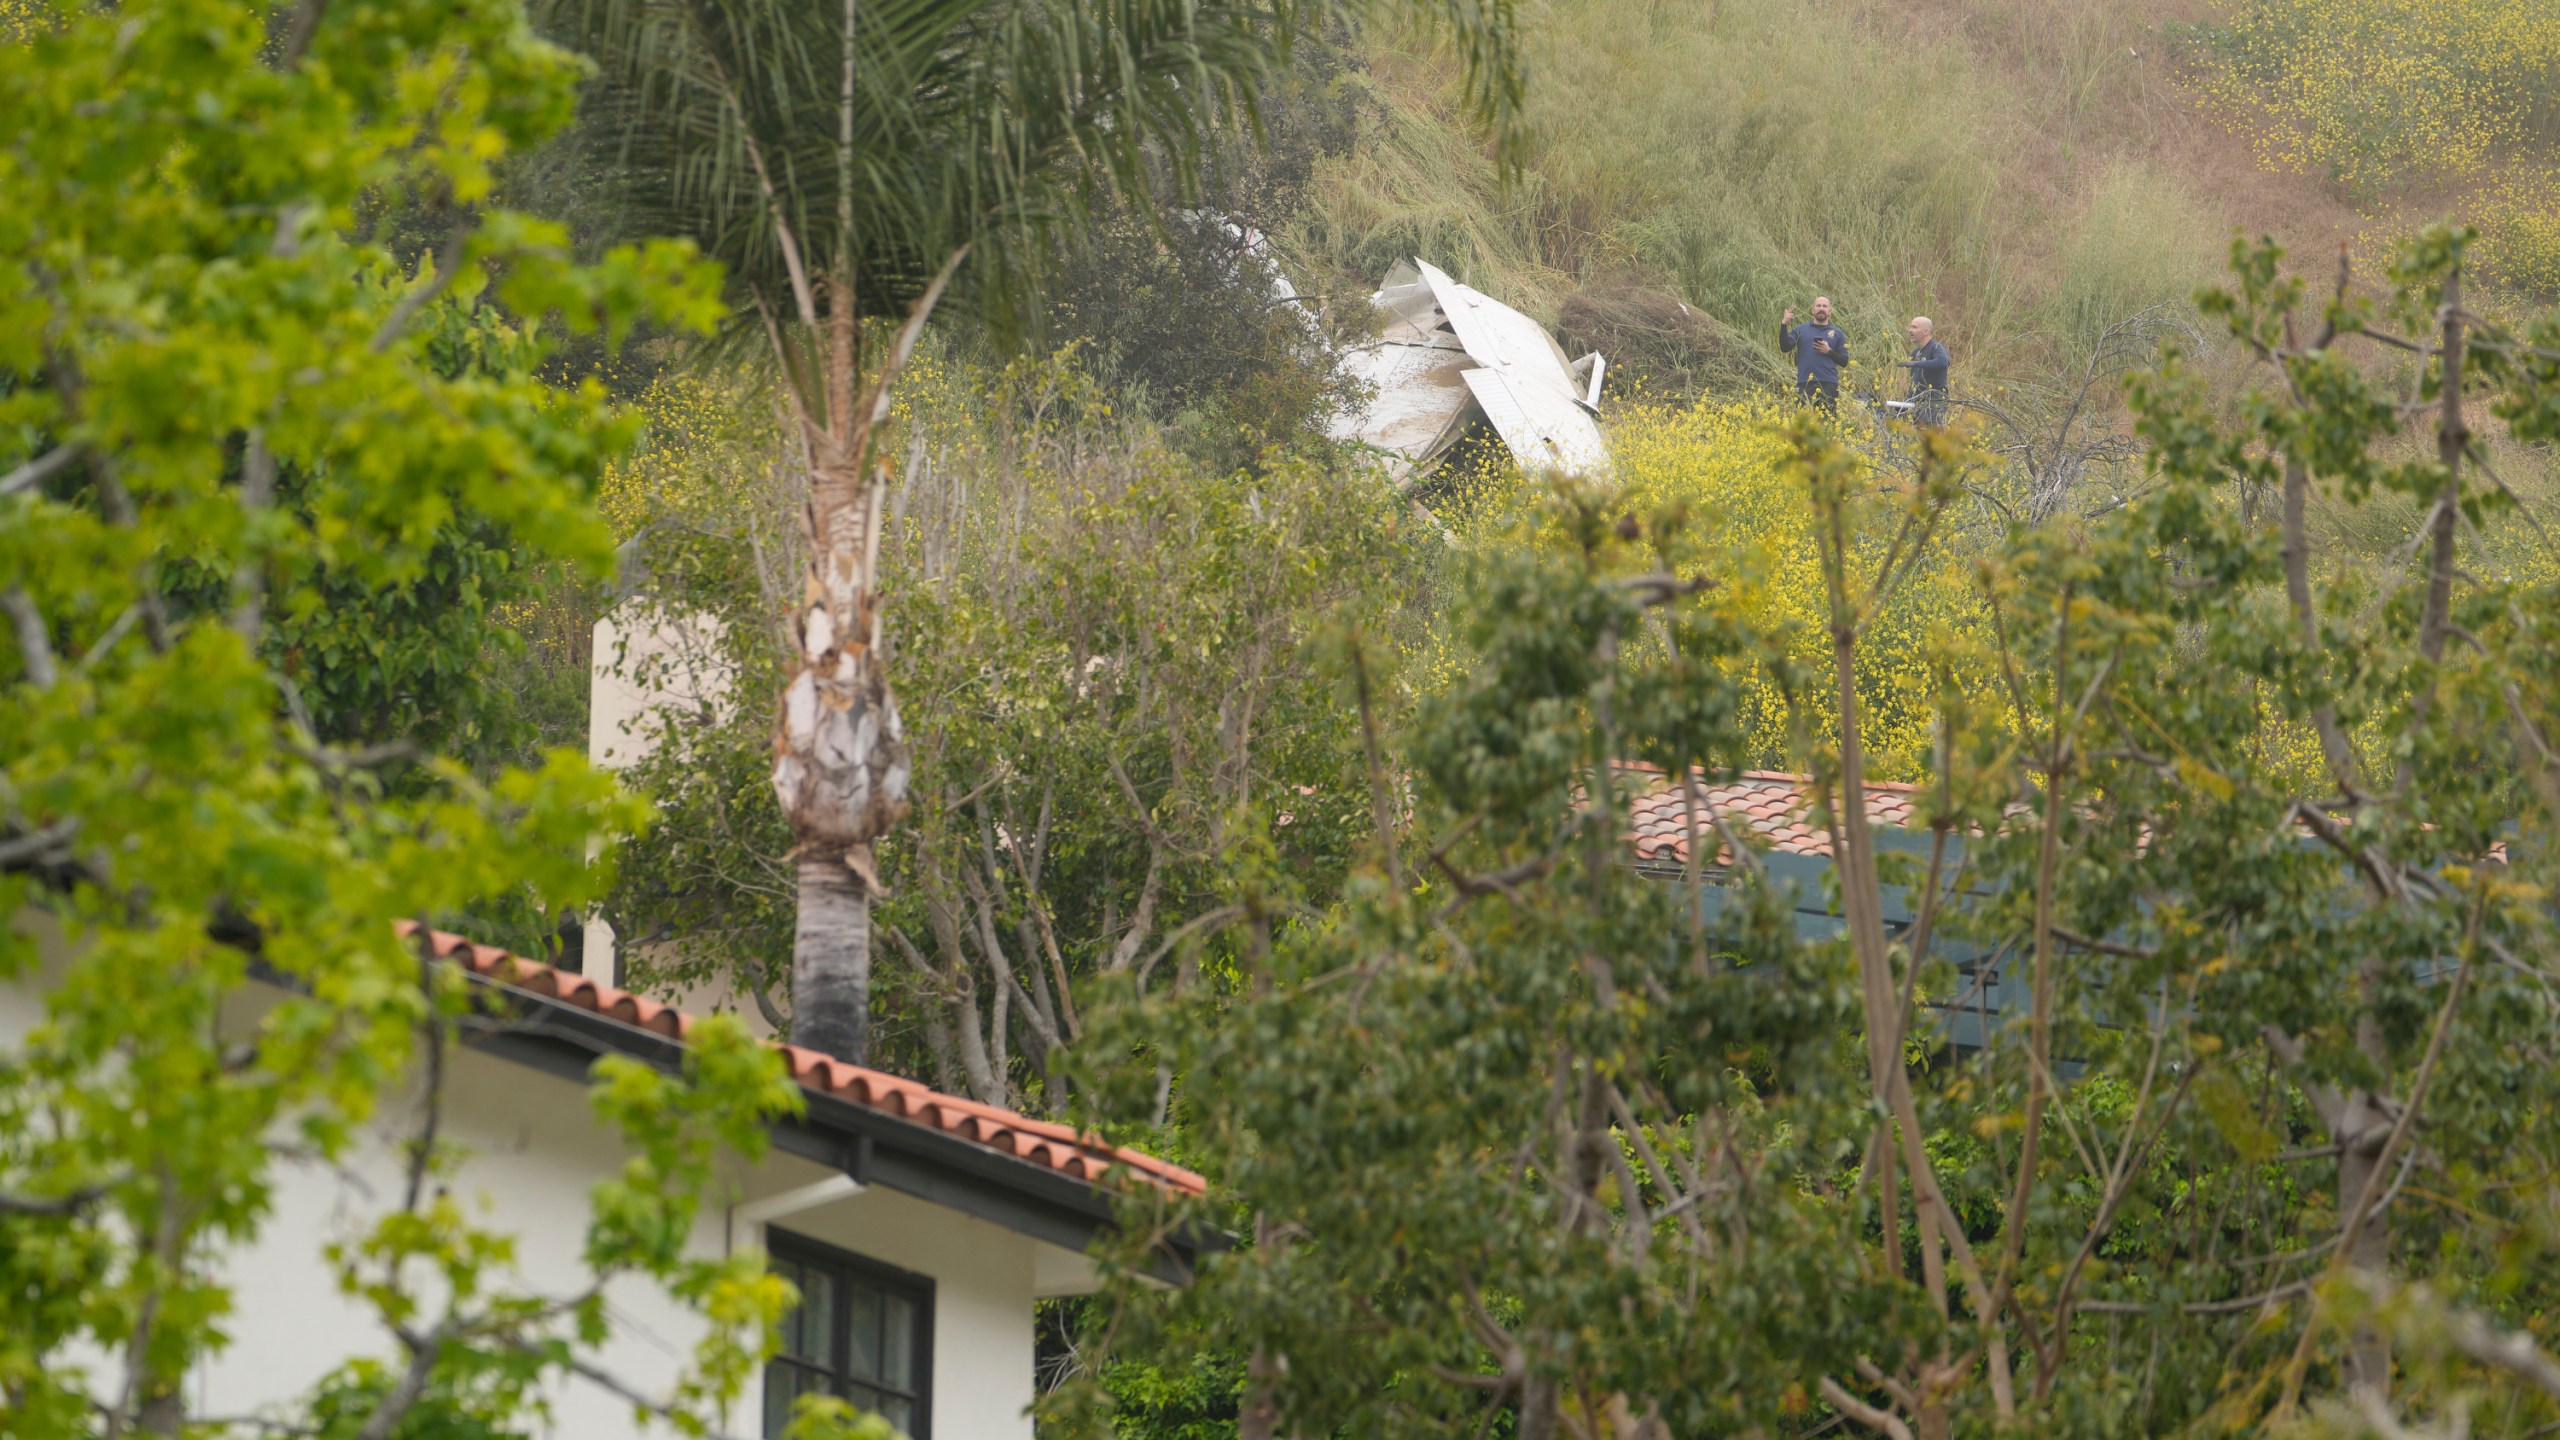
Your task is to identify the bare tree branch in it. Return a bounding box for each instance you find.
[1348,638,1405,891]
[1104,838,1168,974]
[353,1320,454,1440]
[0,443,83,498]
[4,585,58,688]
[276,0,331,66]
[368,221,474,355]
[2432,1298,2560,1401]
[2076,1281,2311,1317]
[1817,1376,1914,1440]
[1133,904,1245,989]
[0,1182,110,1216]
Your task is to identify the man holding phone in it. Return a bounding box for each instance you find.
[1780,296,1849,413]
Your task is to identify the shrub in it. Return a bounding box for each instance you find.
[2185,0,2560,197]
[1438,397,1999,780]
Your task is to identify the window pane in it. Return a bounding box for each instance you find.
[796,1266,835,1364]
[845,1383,914,1437]
[774,1262,806,1358]
[764,1360,828,1440]
[847,1283,883,1383]
[881,1294,915,1388]
[765,1248,925,1439]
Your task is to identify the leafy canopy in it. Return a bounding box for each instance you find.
[1065,232,2560,1439]
[554,0,1526,341]
[0,0,841,1434]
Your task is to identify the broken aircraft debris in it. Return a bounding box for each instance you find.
[1327,260,1608,484]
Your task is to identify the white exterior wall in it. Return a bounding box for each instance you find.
[585,604,734,985]
[191,1022,735,1434]
[588,606,733,772]
[0,964,1084,1440]
[581,604,779,1038]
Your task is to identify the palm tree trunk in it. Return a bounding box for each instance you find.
[773,441,910,1062]
[764,251,958,1063]
[793,853,874,1060]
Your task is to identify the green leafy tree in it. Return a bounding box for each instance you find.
[0,0,832,1435]
[1033,35,1374,474]
[555,0,1525,1064]
[867,356,1419,1112]
[1065,231,2560,1438]
[600,351,1424,1112]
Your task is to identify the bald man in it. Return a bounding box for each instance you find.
[1903,316,1950,428]
[1779,297,1848,413]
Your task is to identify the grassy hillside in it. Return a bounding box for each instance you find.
[1288,0,2560,795]
[1280,0,2557,399]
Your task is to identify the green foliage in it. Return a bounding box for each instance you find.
[0,0,825,1434]
[1068,486,1881,1438]
[603,347,1425,1102]
[1037,211,1352,474]
[775,1391,904,1440]
[554,0,1523,343]
[304,1368,537,1440]
[1033,37,1372,471]
[1061,231,2560,1438]
[150,300,603,783]
[1431,396,1996,779]
[578,367,800,1004]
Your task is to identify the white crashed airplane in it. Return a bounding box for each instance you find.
[1327,259,1607,484]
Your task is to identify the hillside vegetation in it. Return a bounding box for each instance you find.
[1282,0,2559,396]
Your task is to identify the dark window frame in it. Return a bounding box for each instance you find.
[764,1229,936,1440]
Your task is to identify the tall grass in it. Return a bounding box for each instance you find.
[1287,0,2232,394]
[2054,160,2219,358]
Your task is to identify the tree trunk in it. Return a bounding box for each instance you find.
[1238,1349,1285,1440]
[2339,1128,2394,1392]
[1517,1373,1561,1440]
[1239,1213,1293,1440]
[920,1011,962,1094]
[753,219,956,1061]
[774,446,910,1063]
[793,855,874,1061]
[953,973,1002,1103]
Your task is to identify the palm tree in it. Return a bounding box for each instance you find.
[563,0,1523,1062]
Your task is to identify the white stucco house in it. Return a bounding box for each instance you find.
[0,921,1206,1440]
[0,582,1215,1440]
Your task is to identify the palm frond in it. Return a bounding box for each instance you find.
[548,0,1521,344]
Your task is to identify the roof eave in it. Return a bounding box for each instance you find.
[460,972,1220,1276]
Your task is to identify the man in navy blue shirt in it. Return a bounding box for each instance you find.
[1779,296,1848,413]
[1902,315,1951,428]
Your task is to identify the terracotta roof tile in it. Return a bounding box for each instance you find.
[399,921,1207,1198]
[1615,768,2508,867]
[1617,765,1921,864]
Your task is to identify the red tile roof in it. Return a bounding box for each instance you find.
[400,922,1207,1198]
[1619,768,2511,868]
[1621,766,1920,864]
